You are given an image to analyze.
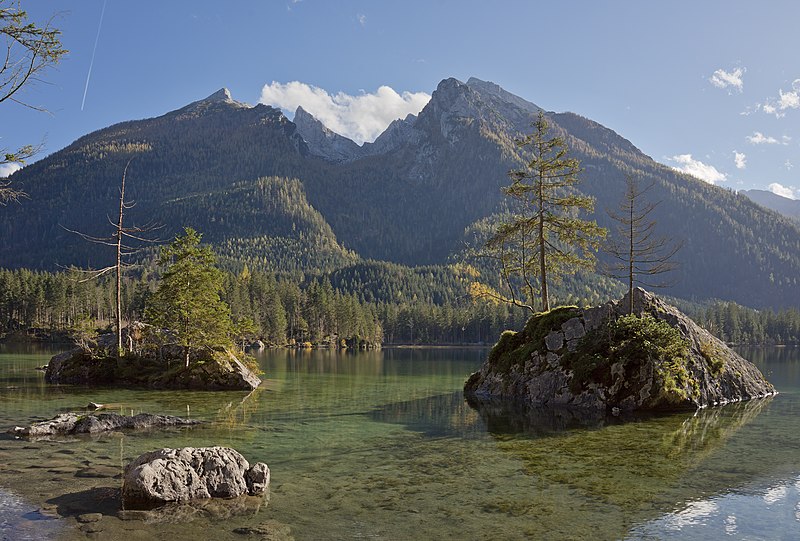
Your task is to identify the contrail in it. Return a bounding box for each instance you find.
[81,0,107,111]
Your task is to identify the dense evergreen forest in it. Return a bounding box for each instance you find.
[2,266,798,347]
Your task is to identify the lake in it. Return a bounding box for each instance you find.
[0,344,799,540]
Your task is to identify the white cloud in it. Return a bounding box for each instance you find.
[746,131,780,145]
[734,151,746,169]
[357,13,366,26]
[768,182,797,200]
[0,163,21,178]
[785,159,794,171]
[259,81,430,144]
[669,154,727,185]
[763,79,800,117]
[709,67,745,92]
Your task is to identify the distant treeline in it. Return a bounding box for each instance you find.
[1,267,797,347]
[688,301,800,346]
[0,267,525,347]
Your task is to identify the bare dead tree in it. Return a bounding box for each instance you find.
[605,175,683,314]
[63,158,161,358]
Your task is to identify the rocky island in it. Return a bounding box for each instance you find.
[465,288,776,413]
[44,324,261,391]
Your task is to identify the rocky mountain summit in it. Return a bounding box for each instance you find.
[464,288,776,413]
[293,105,364,162]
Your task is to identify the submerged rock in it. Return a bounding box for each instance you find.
[121,447,269,509]
[464,288,776,413]
[8,412,201,438]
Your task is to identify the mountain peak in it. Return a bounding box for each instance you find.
[205,88,233,103]
[465,77,541,114]
[292,106,363,163]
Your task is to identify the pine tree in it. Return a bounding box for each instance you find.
[146,227,233,367]
[605,175,682,314]
[480,110,605,312]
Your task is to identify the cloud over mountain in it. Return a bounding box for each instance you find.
[259,81,430,144]
[669,154,727,185]
[769,182,797,200]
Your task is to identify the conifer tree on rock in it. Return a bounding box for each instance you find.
[146,227,233,367]
[478,110,605,312]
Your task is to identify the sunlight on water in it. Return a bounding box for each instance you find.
[627,475,800,540]
[0,344,798,540]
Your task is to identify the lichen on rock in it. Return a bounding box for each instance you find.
[465,288,776,413]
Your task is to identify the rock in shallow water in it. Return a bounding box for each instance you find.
[8,412,201,438]
[122,447,269,509]
[465,287,777,413]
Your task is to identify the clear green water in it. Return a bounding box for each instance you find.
[0,344,799,540]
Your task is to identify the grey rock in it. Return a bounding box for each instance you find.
[245,462,271,496]
[465,287,777,413]
[363,113,420,155]
[561,317,586,341]
[122,447,270,509]
[8,412,201,438]
[583,304,613,332]
[293,106,363,162]
[545,331,564,352]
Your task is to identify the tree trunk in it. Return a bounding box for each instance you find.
[629,197,634,315]
[115,160,131,359]
[538,178,549,312]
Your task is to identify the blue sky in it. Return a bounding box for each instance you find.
[2,0,799,198]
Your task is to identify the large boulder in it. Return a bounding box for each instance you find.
[465,288,776,412]
[121,447,270,509]
[8,412,202,439]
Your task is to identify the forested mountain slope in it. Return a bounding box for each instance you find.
[1,79,798,309]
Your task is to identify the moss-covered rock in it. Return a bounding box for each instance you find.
[465,288,776,413]
[45,328,261,391]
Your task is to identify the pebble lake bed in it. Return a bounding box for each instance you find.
[1,344,799,540]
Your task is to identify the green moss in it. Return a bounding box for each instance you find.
[487,330,526,373]
[562,314,691,397]
[487,307,581,375]
[699,340,725,376]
